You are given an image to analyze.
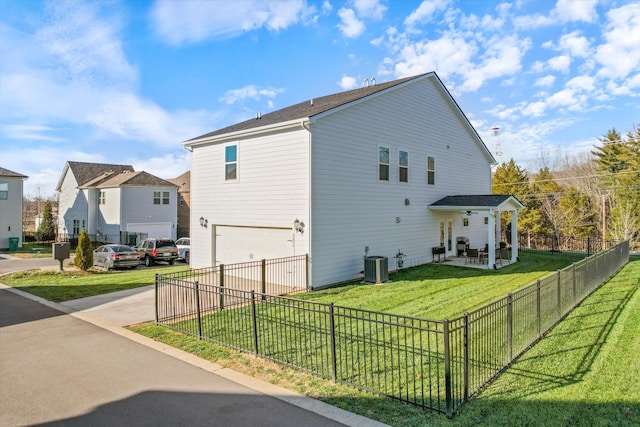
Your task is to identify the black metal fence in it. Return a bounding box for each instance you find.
[518,234,618,255]
[155,242,630,417]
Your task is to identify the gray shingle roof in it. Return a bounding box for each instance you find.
[0,167,27,178]
[168,171,190,193]
[80,171,177,189]
[187,74,427,141]
[430,195,524,209]
[67,161,134,186]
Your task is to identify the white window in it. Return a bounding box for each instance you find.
[0,182,7,200]
[162,191,170,205]
[399,150,408,182]
[427,156,435,185]
[379,146,389,181]
[98,191,106,205]
[154,191,169,204]
[153,191,161,205]
[225,145,237,180]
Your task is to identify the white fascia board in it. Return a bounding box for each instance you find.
[183,118,308,149]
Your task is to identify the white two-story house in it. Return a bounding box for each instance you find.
[57,162,178,244]
[0,167,27,249]
[183,72,522,288]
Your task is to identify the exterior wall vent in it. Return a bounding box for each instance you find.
[364,256,388,284]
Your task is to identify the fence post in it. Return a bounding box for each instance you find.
[219,264,225,310]
[536,280,541,339]
[506,293,513,363]
[556,270,561,320]
[305,254,310,290]
[195,281,202,339]
[463,313,469,401]
[261,259,266,297]
[572,263,577,307]
[154,273,159,324]
[443,319,452,418]
[329,303,337,383]
[251,291,259,354]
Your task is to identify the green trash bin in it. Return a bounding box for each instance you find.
[128,234,137,246]
[8,237,19,251]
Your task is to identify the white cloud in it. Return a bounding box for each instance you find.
[151,0,314,44]
[404,0,450,33]
[535,75,556,87]
[596,3,640,79]
[353,0,387,20]
[548,55,571,73]
[218,85,286,105]
[394,35,476,79]
[553,0,598,24]
[557,31,591,58]
[337,8,365,38]
[338,75,358,90]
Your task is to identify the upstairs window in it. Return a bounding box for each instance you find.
[153,191,161,205]
[179,195,185,207]
[98,191,106,205]
[225,145,237,180]
[379,146,389,181]
[399,150,408,182]
[427,156,435,185]
[0,182,7,200]
[162,191,170,205]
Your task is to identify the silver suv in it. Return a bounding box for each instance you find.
[136,238,178,267]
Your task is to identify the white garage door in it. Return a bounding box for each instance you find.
[215,226,292,265]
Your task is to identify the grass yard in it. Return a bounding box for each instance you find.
[134,256,640,426]
[1,265,188,302]
[301,250,586,319]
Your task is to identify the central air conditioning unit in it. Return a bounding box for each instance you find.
[364,256,389,284]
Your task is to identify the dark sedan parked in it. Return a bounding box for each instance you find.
[93,244,140,270]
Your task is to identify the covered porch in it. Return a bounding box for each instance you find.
[429,195,525,269]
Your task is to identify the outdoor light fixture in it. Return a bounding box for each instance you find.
[293,219,305,235]
[199,216,208,228]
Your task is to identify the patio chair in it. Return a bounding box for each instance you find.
[465,248,479,264]
[496,248,511,265]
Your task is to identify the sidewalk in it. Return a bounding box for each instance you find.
[0,284,389,427]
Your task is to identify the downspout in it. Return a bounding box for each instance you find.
[301,120,312,288]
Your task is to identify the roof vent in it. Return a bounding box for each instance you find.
[363,78,369,87]
[256,112,262,120]
[370,77,376,86]
[310,99,313,106]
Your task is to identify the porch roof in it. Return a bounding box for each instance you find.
[428,195,524,212]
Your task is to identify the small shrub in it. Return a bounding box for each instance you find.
[74,229,93,270]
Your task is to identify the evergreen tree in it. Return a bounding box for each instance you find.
[36,200,56,241]
[492,159,543,246]
[74,229,93,270]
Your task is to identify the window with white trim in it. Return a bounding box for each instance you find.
[399,150,408,182]
[225,145,237,180]
[98,191,106,205]
[0,182,7,200]
[379,146,389,181]
[427,156,435,185]
[162,191,170,205]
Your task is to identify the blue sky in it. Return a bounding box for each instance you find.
[1,0,639,197]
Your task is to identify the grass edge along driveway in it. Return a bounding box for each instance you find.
[132,256,639,426]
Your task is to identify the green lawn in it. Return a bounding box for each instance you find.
[134,256,640,426]
[1,265,188,302]
[301,250,586,319]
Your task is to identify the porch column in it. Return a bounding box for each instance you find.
[487,209,496,267]
[495,209,501,246]
[511,210,518,262]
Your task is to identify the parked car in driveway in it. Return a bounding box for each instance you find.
[93,244,140,270]
[175,237,190,263]
[136,238,178,266]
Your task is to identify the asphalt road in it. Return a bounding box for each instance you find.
[0,256,386,427]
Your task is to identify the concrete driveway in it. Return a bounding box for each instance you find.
[0,281,388,426]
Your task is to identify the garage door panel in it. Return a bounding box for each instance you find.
[216,226,292,265]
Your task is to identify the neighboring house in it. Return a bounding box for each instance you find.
[0,167,27,249]
[168,171,190,238]
[183,72,522,288]
[56,161,178,244]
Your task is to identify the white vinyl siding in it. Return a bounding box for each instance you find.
[310,77,492,286]
[189,129,309,269]
[0,177,24,248]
